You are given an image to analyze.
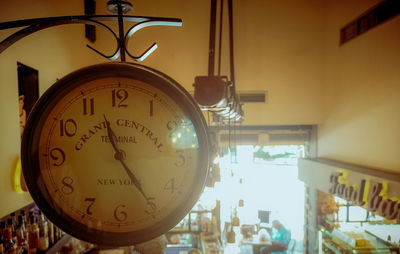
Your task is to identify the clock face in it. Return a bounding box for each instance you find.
[22,63,209,246]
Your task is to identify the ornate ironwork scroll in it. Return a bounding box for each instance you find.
[0,1,182,62]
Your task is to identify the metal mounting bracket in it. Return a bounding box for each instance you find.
[0,1,182,62]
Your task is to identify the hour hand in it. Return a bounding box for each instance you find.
[103,114,119,153]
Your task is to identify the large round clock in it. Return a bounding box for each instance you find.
[21,62,210,246]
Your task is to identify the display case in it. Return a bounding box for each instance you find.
[165,201,222,254]
[321,229,399,254]
[317,192,400,254]
[299,158,400,254]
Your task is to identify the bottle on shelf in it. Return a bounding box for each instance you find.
[5,219,17,254]
[54,225,64,243]
[9,214,16,228]
[0,221,6,254]
[15,216,29,254]
[36,212,48,253]
[27,216,39,254]
[1,205,70,254]
[18,212,27,227]
[46,217,54,247]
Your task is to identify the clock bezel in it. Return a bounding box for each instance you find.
[21,62,210,246]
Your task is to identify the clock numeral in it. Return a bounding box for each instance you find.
[112,89,128,108]
[167,120,182,138]
[61,177,74,195]
[149,99,154,117]
[167,120,177,134]
[174,150,185,167]
[83,98,95,115]
[145,198,157,217]
[164,178,176,194]
[60,119,77,137]
[84,198,96,215]
[114,205,128,222]
[50,148,65,166]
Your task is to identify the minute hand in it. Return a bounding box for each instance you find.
[117,157,147,199]
[103,114,120,153]
[118,157,157,214]
[103,115,155,210]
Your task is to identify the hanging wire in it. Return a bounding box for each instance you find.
[233,116,237,163]
[239,118,242,146]
[228,0,235,93]
[217,0,224,76]
[208,0,217,76]
[228,114,231,150]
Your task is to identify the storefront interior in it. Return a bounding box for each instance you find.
[1,0,399,253]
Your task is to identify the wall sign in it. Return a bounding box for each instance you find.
[298,158,400,223]
[329,171,368,206]
[329,171,400,222]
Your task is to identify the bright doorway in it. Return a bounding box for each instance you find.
[198,145,305,252]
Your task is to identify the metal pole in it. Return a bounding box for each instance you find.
[228,0,235,93]
[117,1,126,62]
[208,0,217,76]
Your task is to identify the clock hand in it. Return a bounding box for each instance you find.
[118,158,147,198]
[103,114,120,154]
[103,114,157,213]
[117,155,157,216]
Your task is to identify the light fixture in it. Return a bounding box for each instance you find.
[193,0,243,124]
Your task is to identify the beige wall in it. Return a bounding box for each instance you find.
[318,0,400,172]
[94,0,326,125]
[234,0,325,125]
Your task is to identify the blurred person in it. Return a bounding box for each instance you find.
[260,220,291,254]
[258,228,271,243]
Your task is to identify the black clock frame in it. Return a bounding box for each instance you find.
[21,62,210,246]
